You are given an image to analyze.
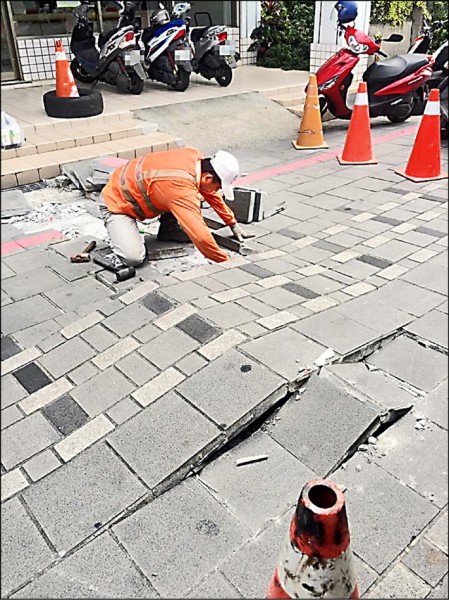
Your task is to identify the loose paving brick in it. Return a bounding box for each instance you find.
[38,337,96,379]
[177,349,285,429]
[42,394,89,436]
[71,367,136,417]
[12,362,52,394]
[2,412,59,470]
[405,309,448,349]
[109,391,220,491]
[23,449,61,482]
[176,314,222,344]
[24,443,146,553]
[1,335,22,361]
[1,469,29,502]
[101,304,156,338]
[1,497,54,596]
[113,478,247,597]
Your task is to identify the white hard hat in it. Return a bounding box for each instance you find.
[210,150,239,201]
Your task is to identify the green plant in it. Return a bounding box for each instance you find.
[430,0,448,52]
[370,1,430,27]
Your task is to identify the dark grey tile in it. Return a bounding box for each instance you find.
[314,240,346,254]
[282,282,320,299]
[1,335,22,361]
[277,229,307,240]
[415,226,447,238]
[176,315,222,344]
[239,263,275,279]
[421,193,447,203]
[13,362,52,394]
[357,254,393,269]
[42,394,89,436]
[372,215,402,226]
[140,292,175,315]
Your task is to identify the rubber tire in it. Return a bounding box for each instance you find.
[387,102,413,124]
[70,58,96,84]
[170,68,190,92]
[128,70,145,95]
[43,88,103,119]
[215,63,233,87]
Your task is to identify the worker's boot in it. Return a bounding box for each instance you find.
[157,212,191,243]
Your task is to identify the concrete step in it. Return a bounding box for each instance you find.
[1,131,182,189]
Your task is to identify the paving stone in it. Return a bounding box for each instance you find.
[12,362,52,394]
[101,304,155,338]
[257,311,297,330]
[405,309,448,349]
[237,320,268,338]
[54,414,115,463]
[239,263,274,279]
[426,510,448,555]
[334,296,412,335]
[164,281,210,303]
[60,312,104,340]
[427,573,448,599]
[369,336,447,393]
[1,296,61,335]
[371,240,421,262]
[334,458,438,573]
[254,286,306,310]
[236,296,277,317]
[176,314,222,344]
[177,349,285,429]
[186,570,242,598]
[211,287,250,303]
[201,432,316,533]
[119,280,158,306]
[269,373,378,475]
[109,391,220,491]
[372,215,402,226]
[113,477,247,597]
[132,367,185,407]
[11,320,62,351]
[3,247,65,275]
[44,278,110,312]
[357,254,393,269]
[202,303,255,329]
[2,412,59,470]
[140,291,175,315]
[415,379,448,430]
[115,353,159,386]
[1,374,28,409]
[23,443,146,553]
[402,263,448,296]
[153,304,197,331]
[12,532,157,599]
[1,269,65,302]
[416,226,448,238]
[139,328,199,370]
[1,404,23,429]
[42,394,89,436]
[364,280,445,317]
[1,346,42,376]
[38,338,96,379]
[241,328,324,381]
[313,239,346,254]
[19,377,74,416]
[106,397,141,425]
[256,274,292,289]
[367,563,431,598]
[38,332,65,353]
[198,330,247,361]
[256,257,295,274]
[377,264,410,280]
[176,352,208,376]
[403,538,448,586]
[71,367,135,417]
[67,362,99,386]
[353,555,378,596]
[1,497,55,597]
[277,228,307,240]
[1,468,29,501]
[1,335,22,361]
[23,449,61,482]
[93,337,140,371]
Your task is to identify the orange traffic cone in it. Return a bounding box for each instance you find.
[267,480,359,599]
[293,74,328,150]
[338,82,377,165]
[55,39,79,98]
[395,89,447,182]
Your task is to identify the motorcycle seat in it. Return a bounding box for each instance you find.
[364,54,429,85]
[190,26,209,43]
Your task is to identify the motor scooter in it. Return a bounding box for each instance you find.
[316,19,435,122]
[70,0,145,94]
[438,71,448,138]
[409,19,448,90]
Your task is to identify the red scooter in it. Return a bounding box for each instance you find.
[315,23,435,122]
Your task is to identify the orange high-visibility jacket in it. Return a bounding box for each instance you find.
[102,147,238,263]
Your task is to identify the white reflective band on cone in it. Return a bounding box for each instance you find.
[425,101,440,116]
[354,92,369,106]
[276,530,357,599]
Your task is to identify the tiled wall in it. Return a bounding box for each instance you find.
[310,42,367,86]
[238,35,257,66]
[17,36,73,82]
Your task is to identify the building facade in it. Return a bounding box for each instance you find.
[1,0,261,86]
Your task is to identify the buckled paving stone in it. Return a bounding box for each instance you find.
[70,367,136,417]
[357,254,393,269]
[12,362,52,394]
[368,279,446,317]
[1,335,22,362]
[140,291,176,315]
[402,262,448,296]
[334,296,411,335]
[281,282,320,300]
[42,394,89,436]
[176,314,222,344]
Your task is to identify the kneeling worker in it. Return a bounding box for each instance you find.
[99,146,253,265]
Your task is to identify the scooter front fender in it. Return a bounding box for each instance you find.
[315,49,359,118]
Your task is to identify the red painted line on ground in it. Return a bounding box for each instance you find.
[1,229,64,256]
[236,124,418,186]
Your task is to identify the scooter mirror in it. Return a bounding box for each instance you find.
[383,34,403,42]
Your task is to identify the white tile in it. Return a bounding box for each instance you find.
[291,236,318,249]
[253,249,286,260]
[323,225,349,235]
[302,296,339,313]
[132,368,185,407]
[198,329,246,361]
[416,211,441,222]
[331,250,360,263]
[391,223,416,234]
[362,235,390,249]
[211,288,249,303]
[61,312,104,339]
[153,304,197,331]
[1,469,29,501]
[257,311,297,330]
[256,275,291,289]
[54,415,115,462]
[92,337,140,370]
[409,248,438,263]
[119,280,159,305]
[377,265,409,280]
[19,378,74,415]
[173,267,210,282]
[351,212,375,223]
[1,347,42,376]
[344,282,376,297]
[298,265,327,276]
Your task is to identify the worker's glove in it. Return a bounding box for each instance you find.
[230,224,255,243]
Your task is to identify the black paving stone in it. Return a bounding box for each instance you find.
[13,362,52,394]
[1,335,22,361]
[415,226,447,238]
[277,229,307,240]
[372,215,402,226]
[42,394,89,436]
[177,315,222,344]
[141,292,175,315]
[357,255,394,269]
[314,240,346,254]
[239,263,275,279]
[282,282,320,300]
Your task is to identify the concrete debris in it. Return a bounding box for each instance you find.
[356,465,362,472]
[1,190,32,219]
[368,436,378,445]
[358,444,369,452]
[314,348,335,367]
[236,455,269,467]
[62,156,127,193]
[415,419,428,430]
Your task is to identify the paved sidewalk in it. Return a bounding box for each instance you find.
[1,119,448,598]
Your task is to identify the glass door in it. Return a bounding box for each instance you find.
[1,2,21,82]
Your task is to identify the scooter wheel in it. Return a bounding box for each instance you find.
[70,58,96,84]
[170,68,190,92]
[128,70,145,95]
[386,102,413,123]
[215,64,232,87]
[43,88,103,119]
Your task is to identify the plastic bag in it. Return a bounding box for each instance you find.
[1,111,25,149]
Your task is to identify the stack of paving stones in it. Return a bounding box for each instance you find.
[1,123,448,598]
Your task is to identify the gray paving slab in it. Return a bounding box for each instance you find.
[415,379,448,430]
[140,291,175,315]
[109,391,220,491]
[115,353,159,386]
[2,412,60,470]
[368,336,447,393]
[163,281,210,303]
[254,286,306,309]
[334,296,412,335]
[70,367,136,417]
[138,328,199,370]
[1,374,28,409]
[292,309,380,356]
[12,362,52,394]
[403,538,448,587]
[38,337,96,379]
[106,397,141,425]
[366,280,445,317]
[67,362,99,386]
[11,532,157,599]
[113,478,248,597]
[23,443,146,553]
[2,247,65,275]
[331,259,379,280]
[240,327,325,380]
[80,324,118,352]
[1,498,55,597]
[268,373,378,476]
[233,297,279,318]
[357,254,393,270]
[185,570,242,598]
[43,278,111,312]
[254,257,295,274]
[200,431,316,533]
[1,335,22,361]
[427,573,448,599]
[1,404,23,429]
[405,309,448,349]
[23,449,61,482]
[402,263,448,296]
[211,268,259,287]
[369,240,420,262]
[202,303,255,329]
[426,510,448,555]
[1,269,66,302]
[177,349,286,429]
[333,458,438,573]
[365,563,431,598]
[1,295,61,335]
[101,304,156,338]
[176,352,208,376]
[373,413,447,508]
[176,314,222,344]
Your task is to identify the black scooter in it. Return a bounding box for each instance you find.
[70,0,145,94]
